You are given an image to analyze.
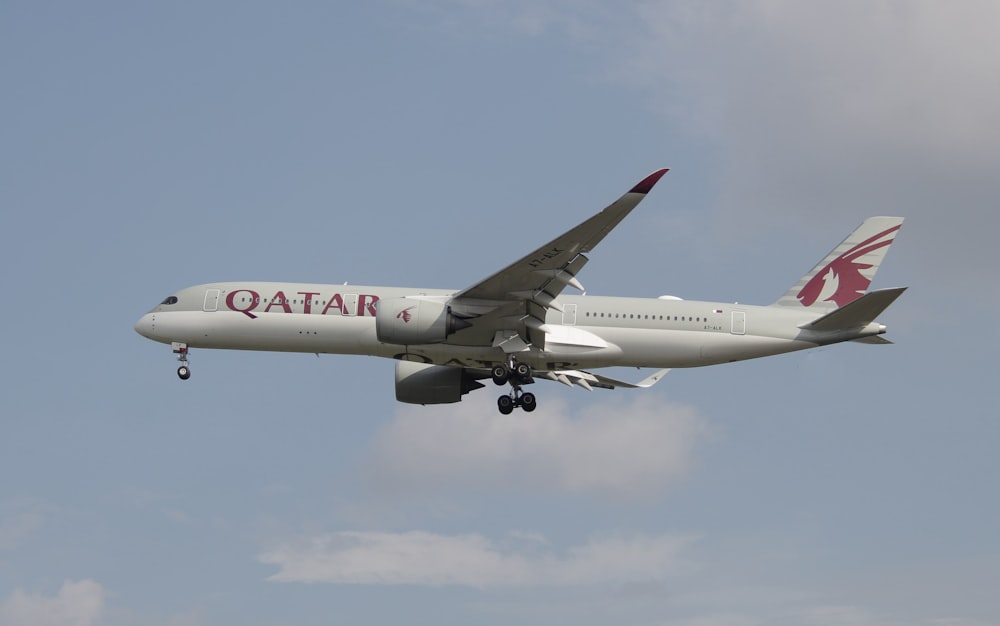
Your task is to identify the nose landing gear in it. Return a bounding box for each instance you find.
[493,359,536,414]
[173,342,191,380]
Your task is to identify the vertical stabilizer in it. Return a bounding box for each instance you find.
[773,217,903,311]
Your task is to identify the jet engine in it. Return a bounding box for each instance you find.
[375,297,469,345]
[394,361,485,404]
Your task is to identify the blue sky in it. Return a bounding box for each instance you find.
[2,2,997,625]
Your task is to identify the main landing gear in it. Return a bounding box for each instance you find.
[492,360,536,415]
[173,342,191,380]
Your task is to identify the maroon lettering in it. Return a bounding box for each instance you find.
[265,290,292,314]
[358,294,379,317]
[226,289,260,319]
[322,293,346,315]
[298,291,320,314]
[226,288,381,319]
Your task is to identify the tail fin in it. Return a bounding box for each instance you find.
[773,216,904,311]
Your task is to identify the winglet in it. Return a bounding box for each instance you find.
[632,368,671,387]
[630,169,670,195]
[552,368,671,390]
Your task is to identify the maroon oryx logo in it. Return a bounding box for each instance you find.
[396,306,416,323]
[797,225,901,308]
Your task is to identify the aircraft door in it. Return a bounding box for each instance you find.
[343,293,359,316]
[731,311,746,335]
[562,303,577,326]
[203,289,220,312]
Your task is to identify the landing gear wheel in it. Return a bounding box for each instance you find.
[172,342,191,381]
[520,392,536,412]
[497,395,514,415]
[495,358,537,414]
[514,362,532,379]
[491,365,509,386]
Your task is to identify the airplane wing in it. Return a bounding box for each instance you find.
[451,169,669,347]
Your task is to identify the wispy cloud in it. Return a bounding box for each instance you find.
[260,529,697,587]
[659,605,994,626]
[631,2,1000,151]
[362,392,710,498]
[0,579,105,626]
[621,1,1000,294]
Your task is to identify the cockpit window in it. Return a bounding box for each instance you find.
[161,296,179,305]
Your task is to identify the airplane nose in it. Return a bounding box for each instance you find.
[134,313,155,339]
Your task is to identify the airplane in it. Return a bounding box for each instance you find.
[134,169,906,414]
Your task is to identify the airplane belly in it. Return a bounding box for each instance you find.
[697,333,815,365]
[587,327,816,368]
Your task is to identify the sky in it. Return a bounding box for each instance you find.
[1,1,998,625]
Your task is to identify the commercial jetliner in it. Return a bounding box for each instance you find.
[135,169,906,414]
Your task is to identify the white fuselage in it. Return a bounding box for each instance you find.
[135,282,883,371]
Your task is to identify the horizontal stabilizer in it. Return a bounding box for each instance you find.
[802,287,907,331]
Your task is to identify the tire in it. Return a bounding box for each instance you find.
[520,392,536,412]
[497,395,514,415]
[514,362,531,379]
[491,365,509,386]
[177,366,191,380]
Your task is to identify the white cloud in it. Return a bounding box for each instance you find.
[363,391,709,498]
[260,529,696,587]
[622,1,1000,290]
[0,580,105,626]
[629,2,1000,175]
[659,606,994,626]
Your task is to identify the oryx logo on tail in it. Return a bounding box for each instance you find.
[796,224,902,308]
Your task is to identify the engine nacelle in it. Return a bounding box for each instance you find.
[376,297,467,345]
[394,361,484,405]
